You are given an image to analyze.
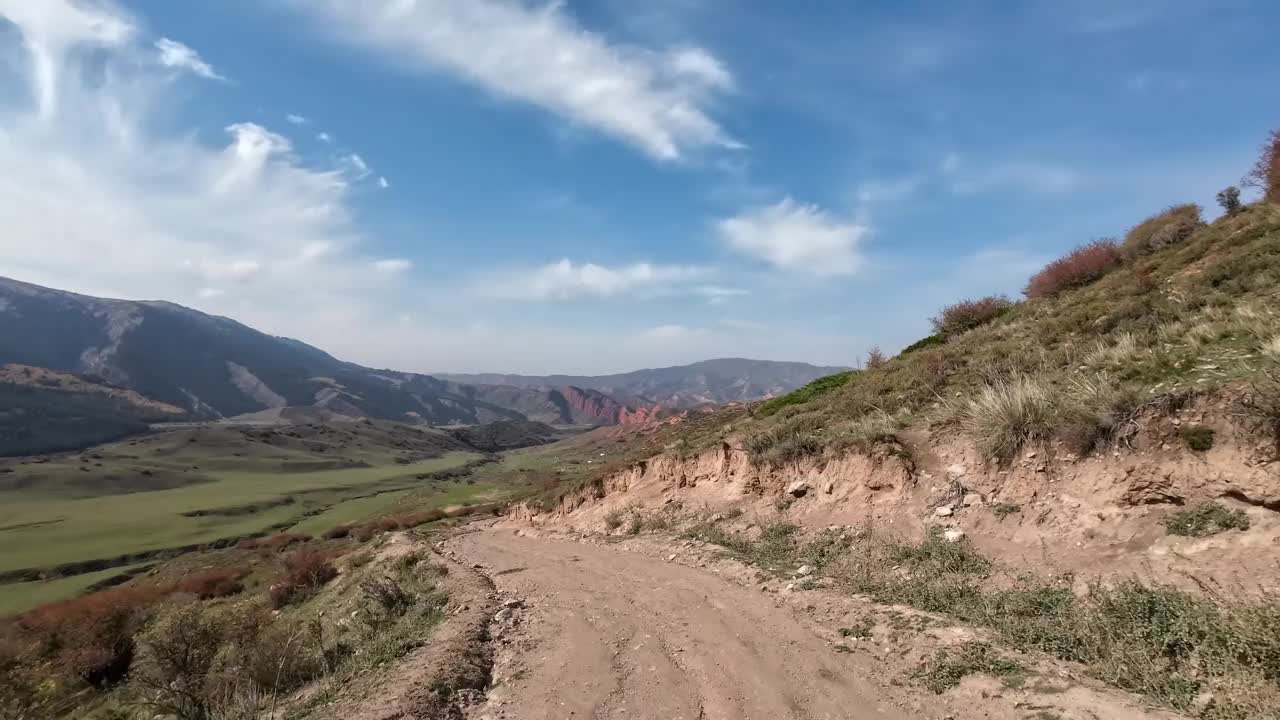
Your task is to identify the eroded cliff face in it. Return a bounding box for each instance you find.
[512,398,1280,591]
[555,386,663,426]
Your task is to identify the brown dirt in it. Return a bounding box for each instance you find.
[449,524,1179,720]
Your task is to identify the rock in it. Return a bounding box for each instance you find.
[942,529,966,543]
[786,480,810,498]
[796,565,815,577]
[666,553,677,561]
[962,493,984,507]
[1192,691,1215,713]
[502,598,523,609]
[784,582,797,592]
[945,464,967,480]
[1024,451,1038,460]
[824,480,835,494]
[934,506,954,517]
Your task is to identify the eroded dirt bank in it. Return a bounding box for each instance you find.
[511,408,1280,591]
[450,525,1176,720]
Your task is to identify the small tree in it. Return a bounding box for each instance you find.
[1244,128,1280,204]
[865,346,887,370]
[1216,186,1243,216]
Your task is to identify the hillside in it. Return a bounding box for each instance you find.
[503,198,1280,718]
[0,278,666,450]
[437,357,851,407]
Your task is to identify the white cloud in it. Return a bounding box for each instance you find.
[0,0,411,354]
[317,131,333,143]
[637,324,706,342]
[342,152,373,181]
[0,0,134,117]
[378,176,390,189]
[372,258,412,273]
[286,113,308,125]
[290,0,738,160]
[480,259,710,301]
[717,198,868,276]
[155,37,225,81]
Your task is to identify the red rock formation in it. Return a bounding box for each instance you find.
[556,385,662,425]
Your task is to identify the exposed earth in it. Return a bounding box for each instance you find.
[435,524,1176,720]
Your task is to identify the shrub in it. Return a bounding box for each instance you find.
[1122,205,1202,258]
[931,296,1015,337]
[322,524,352,540]
[253,533,311,553]
[1180,425,1215,452]
[1245,128,1280,204]
[1217,186,1243,216]
[134,602,234,720]
[991,502,1022,519]
[962,376,1055,461]
[18,585,165,686]
[865,346,887,370]
[270,550,338,608]
[1163,502,1250,537]
[175,568,246,600]
[1024,239,1122,299]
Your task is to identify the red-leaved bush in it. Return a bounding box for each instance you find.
[930,295,1015,337]
[1245,128,1280,204]
[18,585,166,685]
[1024,239,1122,299]
[269,550,337,608]
[175,568,247,600]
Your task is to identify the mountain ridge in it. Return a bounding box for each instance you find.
[0,277,846,453]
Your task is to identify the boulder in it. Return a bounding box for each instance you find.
[962,493,984,507]
[786,480,810,498]
[796,565,815,577]
[945,464,968,480]
[942,529,966,543]
[934,506,954,517]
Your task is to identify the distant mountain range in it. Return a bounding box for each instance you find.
[0,276,847,453]
[438,358,851,408]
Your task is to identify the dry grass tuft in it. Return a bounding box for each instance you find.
[962,376,1055,461]
[1123,204,1202,258]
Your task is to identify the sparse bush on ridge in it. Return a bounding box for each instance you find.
[1025,238,1123,298]
[745,414,826,467]
[1217,186,1243,216]
[930,295,1015,337]
[175,568,247,600]
[865,346,887,370]
[1057,374,1142,455]
[1245,128,1280,204]
[1123,204,1202,258]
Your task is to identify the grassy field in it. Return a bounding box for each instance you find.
[0,453,480,574]
[0,562,155,616]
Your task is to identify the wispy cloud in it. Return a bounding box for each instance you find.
[155,38,225,81]
[942,154,1080,195]
[717,198,868,276]
[477,259,713,301]
[286,113,308,125]
[0,0,409,351]
[289,0,738,161]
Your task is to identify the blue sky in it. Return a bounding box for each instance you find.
[1,0,1277,374]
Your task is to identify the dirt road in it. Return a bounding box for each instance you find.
[451,528,923,720]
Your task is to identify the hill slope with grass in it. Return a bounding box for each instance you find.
[506,181,1280,717]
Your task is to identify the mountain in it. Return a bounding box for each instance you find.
[0,277,658,440]
[436,358,852,408]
